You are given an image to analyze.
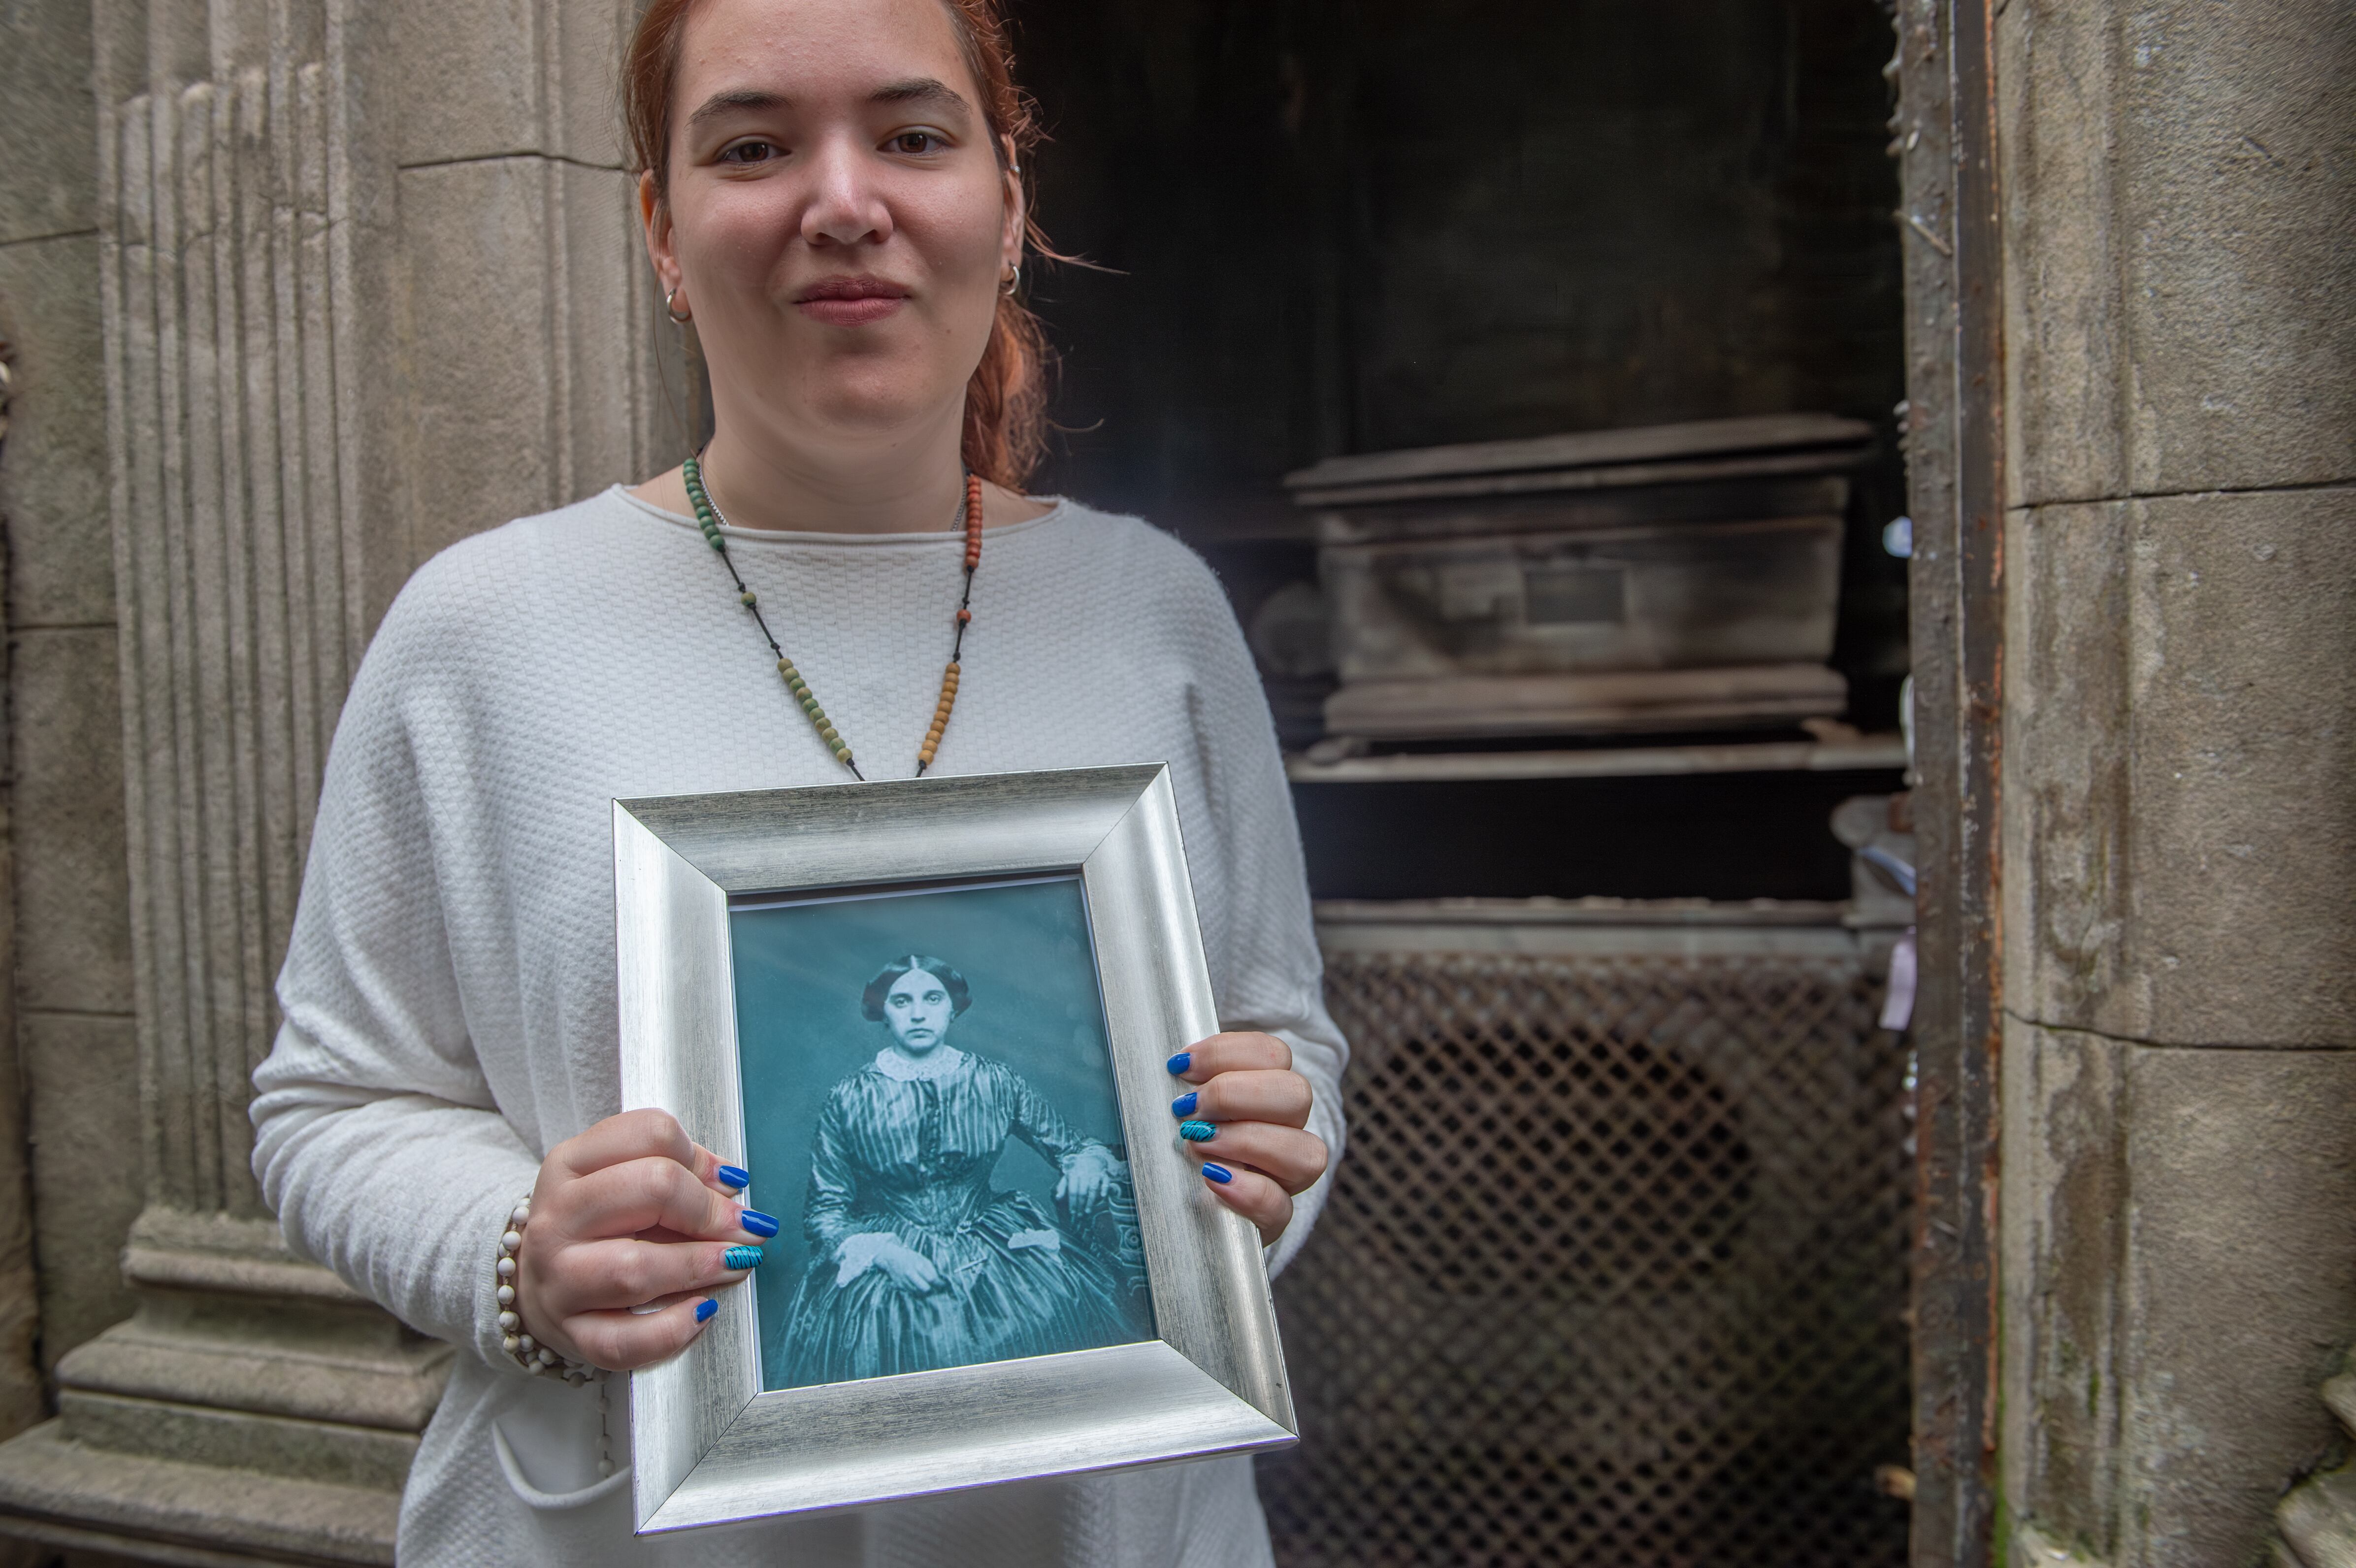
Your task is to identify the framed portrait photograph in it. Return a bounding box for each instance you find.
[613,765,1296,1535]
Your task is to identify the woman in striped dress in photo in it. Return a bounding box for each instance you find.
[772,955,1149,1387]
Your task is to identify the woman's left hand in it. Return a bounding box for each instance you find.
[1167,1032,1328,1246]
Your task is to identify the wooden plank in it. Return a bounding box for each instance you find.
[1289,447,1874,509]
[1897,0,2003,1562]
[1313,896,1854,928]
[1281,412,1876,491]
[1286,734,1908,784]
[1322,663,1849,742]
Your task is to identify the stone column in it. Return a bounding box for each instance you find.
[1993,3,2356,1566]
[0,0,685,1559]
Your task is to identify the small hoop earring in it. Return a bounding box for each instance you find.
[664,288,691,325]
[1000,262,1021,298]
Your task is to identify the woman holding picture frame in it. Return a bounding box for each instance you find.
[246,0,1345,1564]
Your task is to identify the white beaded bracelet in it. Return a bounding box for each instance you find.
[495,1197,599,1387]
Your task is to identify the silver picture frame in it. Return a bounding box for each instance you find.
[612,764,1297,1535]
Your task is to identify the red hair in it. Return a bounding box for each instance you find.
[623,0,1054,490]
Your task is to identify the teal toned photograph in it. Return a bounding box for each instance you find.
[730,876,1154,1391]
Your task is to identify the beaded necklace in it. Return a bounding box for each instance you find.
[681,452,981,781]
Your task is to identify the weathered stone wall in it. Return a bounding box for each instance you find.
[0,0,144,1410]
[0,0,688,1559]
[1995,2,2356,1564]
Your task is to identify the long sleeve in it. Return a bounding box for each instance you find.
[998,1063,1106,1171]
[1160,555,1351,1281]
[249,577,540,1372]
[800,1090,864,1254]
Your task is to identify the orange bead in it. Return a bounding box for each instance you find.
[956,608,972,624]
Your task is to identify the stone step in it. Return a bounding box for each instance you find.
[0,1420,396,1566]
[60,1390,417,1493]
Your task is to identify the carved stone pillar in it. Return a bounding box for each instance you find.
[0,0,681,1559]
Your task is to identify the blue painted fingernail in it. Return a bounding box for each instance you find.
[1171,1091,1198,1117]
[1201,1163,1234,1185]
[723,1245,765,1271]
[694,1297,718,1323]
[716,1165,751,1190]
[1178,1120,1216,1143]
[738,1209,780,1238]
[1166,1052,1192,1076]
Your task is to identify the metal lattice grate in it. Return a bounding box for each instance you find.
[1262,937,1912,1568]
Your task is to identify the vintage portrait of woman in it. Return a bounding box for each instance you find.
[246,0,1346,1562]
[772,955,1149,1388]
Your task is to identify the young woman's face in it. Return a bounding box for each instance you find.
[651,0,1018,447]
[882,969,955,1053]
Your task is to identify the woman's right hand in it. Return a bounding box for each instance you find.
[514,1109,775,1372]
[872,1238,945,1294]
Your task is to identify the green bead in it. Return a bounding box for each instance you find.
[776,659,796,677]
[819,725,839,742]
[706,536,726,553]
[739,591,757,607]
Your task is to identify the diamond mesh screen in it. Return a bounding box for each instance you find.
[1260,938,1912,1567]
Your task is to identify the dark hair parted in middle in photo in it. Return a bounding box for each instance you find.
[859,954,973,1022]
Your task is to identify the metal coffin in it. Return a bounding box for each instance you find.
[1287,414,1873,741]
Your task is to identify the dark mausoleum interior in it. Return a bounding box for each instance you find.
[1018,0,1910,904]
[1012,1,1919,1561]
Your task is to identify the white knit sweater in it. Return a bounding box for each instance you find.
[249,487,1348,1568]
